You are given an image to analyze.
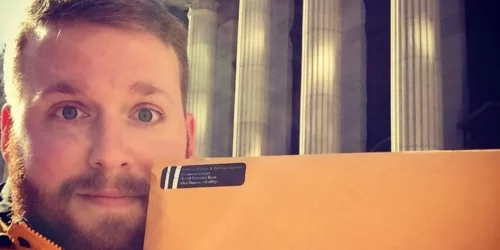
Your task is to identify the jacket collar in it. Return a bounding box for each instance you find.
[0,181,14,228]
[0,181,63,250]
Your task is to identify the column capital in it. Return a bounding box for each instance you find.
[186,0,219,11]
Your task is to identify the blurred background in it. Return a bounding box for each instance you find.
[1,0,499,179]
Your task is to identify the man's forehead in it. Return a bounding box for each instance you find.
[20,22,181,101]
[24,23,93,56]
[23,22,172,57]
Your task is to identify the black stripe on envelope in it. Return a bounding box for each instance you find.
[159,163,246,189]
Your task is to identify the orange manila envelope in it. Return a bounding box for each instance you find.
[144,150,500,250]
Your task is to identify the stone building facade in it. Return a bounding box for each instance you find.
[1,0,498,181]
[178,0,470,157]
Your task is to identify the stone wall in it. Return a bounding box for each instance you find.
[268,0,294,155]
[213,0,238,157]
[339,0,367,152]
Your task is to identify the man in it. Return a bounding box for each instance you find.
[0,0,195,249]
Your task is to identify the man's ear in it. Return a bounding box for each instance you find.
[185,112,196,158]
[1,104,13,161]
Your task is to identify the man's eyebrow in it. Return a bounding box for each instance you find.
[38,81,83,97]
[36,81,173,102]
[130,81,172,102]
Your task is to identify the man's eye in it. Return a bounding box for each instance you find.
[54,106,85,120]
[135,108,161,123]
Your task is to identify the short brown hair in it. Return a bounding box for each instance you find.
[2,0,189,110]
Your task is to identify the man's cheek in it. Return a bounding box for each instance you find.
[150,138,186,157]
[132,130,186,152]
[128,139,185,174]
[27,137,87,185]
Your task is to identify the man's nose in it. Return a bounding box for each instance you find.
[87,119,132,170]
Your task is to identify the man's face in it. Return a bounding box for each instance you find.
[1,23,195,250]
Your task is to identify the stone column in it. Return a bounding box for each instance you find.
[391,0,443,151]
[232,0,271,157]
[300,0,367,154]
[186,0,218,157]
[300,0,343,154]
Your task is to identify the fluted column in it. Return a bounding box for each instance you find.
[186,0,218,157]
[232,0,271,157]
[300,0,342,154]
[391,0,443,151]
